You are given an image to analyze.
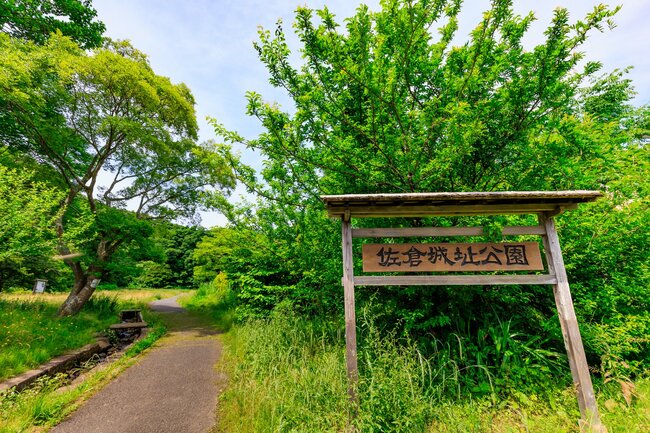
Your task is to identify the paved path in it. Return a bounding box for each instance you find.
[51,296,223,433]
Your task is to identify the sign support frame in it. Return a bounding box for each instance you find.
[323,191,605,432]
[341,211,359,411]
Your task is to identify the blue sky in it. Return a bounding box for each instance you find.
[92,0,650,227]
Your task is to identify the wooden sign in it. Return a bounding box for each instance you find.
[362,242,543,272]
[325,192,605,431]
[33,279,47,293]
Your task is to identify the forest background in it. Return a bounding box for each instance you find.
[0,0,648,430]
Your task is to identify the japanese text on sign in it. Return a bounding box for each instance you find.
[362,242,543,272]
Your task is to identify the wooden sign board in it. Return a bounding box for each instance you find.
[362,242,543,272]
[32,279,47,294]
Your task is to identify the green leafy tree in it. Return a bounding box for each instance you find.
[153,223,206,288]
[99,221,206,289]
[133,260,174,289]
[215,0,623,196]
[560,135,649,376]
[0,34,234,315]
[210,0,648,375]
[0,0,105,48]
[192,225,309,318]
[212,0,625,301]
[0,164,64,289]
[193,227,236,284]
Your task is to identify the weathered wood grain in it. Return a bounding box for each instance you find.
[341,217,358,408]
[352,225,547,238]
[354,274,557,286]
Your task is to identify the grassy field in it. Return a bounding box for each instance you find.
[0,288,186,381]
[0,288,187,307]
[183,281,650,433]
[217,316,649,433]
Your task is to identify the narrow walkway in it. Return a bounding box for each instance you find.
[51,296,223,433]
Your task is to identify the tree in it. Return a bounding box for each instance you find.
[0,164,64,289]
[0,34,234,315]
[193,227,236,284]
[156,223,206,288]
[212,0,625,300]
[210,0,648,362]
[0,0,105,48]
[216,0,624,197]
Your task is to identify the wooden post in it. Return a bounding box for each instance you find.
[540,214,605,432]
[341,214,359,410]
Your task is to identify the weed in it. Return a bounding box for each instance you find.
[84,295,119,319]
[181,274,236,331]
[216,308,650,433]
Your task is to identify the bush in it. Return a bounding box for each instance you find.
[182,273,236,331]
[132,261,174,288]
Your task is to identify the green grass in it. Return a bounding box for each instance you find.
[0,296,118,381]
[180,274,235,332]
[0,288,184,381]
[210,311,649,433]
[178,282,650,432]
[425,378,650,432]
[0,288,172,432]
[0,321,166,433]
[0,288,189,307]
[217,314,349,432]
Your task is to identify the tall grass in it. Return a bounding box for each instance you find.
[216,307,650,433]
[181,274,236,331]
[218,311,349,432]
[217,308,497,433]
[0,296,118,381]
[425,378,650,433]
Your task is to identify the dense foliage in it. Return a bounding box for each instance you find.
[0,32,234,314]
[208,0,649,382]
[0,165,65,289]
[0,0,105,48]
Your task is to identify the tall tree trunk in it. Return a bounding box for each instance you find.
[58,239,117,317]
[58,274,99,316]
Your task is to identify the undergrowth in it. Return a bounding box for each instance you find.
[181,273,235,331]
[0,296,119,381]
[178,277,650,432]
[216,310,649,432]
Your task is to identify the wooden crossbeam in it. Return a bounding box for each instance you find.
[354,274,557,286]
[352,225,546,238]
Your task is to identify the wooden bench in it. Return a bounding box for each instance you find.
[109,321,148,330]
